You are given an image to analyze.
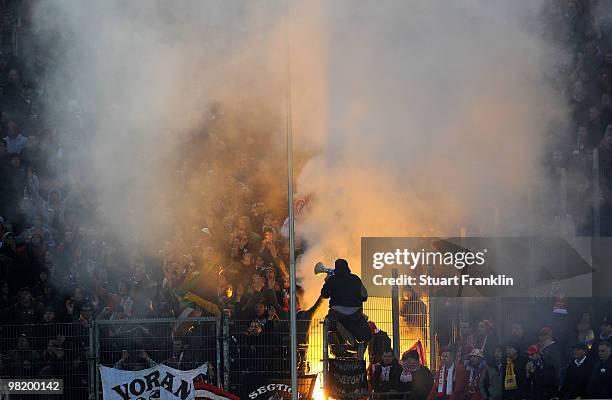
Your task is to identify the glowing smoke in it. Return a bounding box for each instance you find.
[295,1,568,300]
[30,1,569,305]
[31,0,327,249]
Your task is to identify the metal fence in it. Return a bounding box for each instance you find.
[225,318,323,397]
[364,296,430,365]
[0,294,430,399]
[93,317,218,400]
[0,12,20,56]
[0,322,89,400]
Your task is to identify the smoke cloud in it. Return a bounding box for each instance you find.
[31,0,326,247]
[295,1,568,299]
[31,1,568,303]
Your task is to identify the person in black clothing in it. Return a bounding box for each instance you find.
[537,326,561,386]
[399,349,433,400]
[588,341,612,399]
[509,322,531,356]
[321,258,371,343]
[239,320,271,373]
[4,153,27,221]
[588,315,612,362]
[525,345,558,400]
[559,342,594,399]
[295,286,323,344]
[32,307,59,350]
[271,284,325,373]
[502,342,528,400]
[372,348,402,394]
[479,345,504,400]
[9,287,43,324]
[238,273,284,319]
[475,320,499,362]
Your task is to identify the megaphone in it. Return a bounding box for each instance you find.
[314,262,334,276]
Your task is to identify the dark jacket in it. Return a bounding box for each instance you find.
[502,356,528,400]
[588,333,612,362]
[475,334,500,363]
[296,295,324,346]
[480,363,503,400]
[539,341,561,383]
[528,358,558,400]
[559,356,593,399]
[320,262,366,308]
[238,288,283,319]
[509,334,531,357]
[405,365,434,400]
[588,357,612,399]
[372,360,402,393]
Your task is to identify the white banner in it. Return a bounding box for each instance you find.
[100,363,208,400]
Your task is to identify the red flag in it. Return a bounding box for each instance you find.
[402,340,426,366]
[194,382,239,400]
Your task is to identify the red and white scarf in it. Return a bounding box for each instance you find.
[400,360,421,383]
[437,363,455,396]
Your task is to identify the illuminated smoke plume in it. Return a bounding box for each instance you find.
[295,1,568,301]
[31,1,568,304]
[31,1,326,248]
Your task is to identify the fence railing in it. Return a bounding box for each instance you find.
[0,295,430,399]
[0,322,90,400]
[93,317,218,400]
[0,16,20,56]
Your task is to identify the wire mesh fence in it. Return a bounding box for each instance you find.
[0,322,90,400]
[94,317,219,399]
[95,318,216,372]
[225,318,322,396]
[364,296,430,366]
[0,296,431,399]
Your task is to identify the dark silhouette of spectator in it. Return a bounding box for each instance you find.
[537,326,561,384]
[525,345,558,400]
[587,341,612,399]
[7,333,40,375]
[372,348,401,394]
[501,342,528,400]
[399,349,433,400]
[474,320,499,362]
[321,258,371,344]
[479,345,504,400]
[509,322,531,356]
[560,342,594,399]
[589,315,612,362]
[9,286,43,324]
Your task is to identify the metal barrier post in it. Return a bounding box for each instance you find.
[429,297,437,370]
[94,322,101,400]
[593,148,600,237]
[216,318,222,388]
[391,268,400,359]
[322,318,329,400]
[593,148,601,270]
[88,322,96,400]
[222,318,229,390]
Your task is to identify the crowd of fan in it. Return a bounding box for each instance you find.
[368,318,612,399]
[543,0,612,234]
[0,1,611,399]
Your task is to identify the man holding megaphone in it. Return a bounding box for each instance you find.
[319,258,372,352]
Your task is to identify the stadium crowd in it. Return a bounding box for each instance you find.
[0,0,611,399]
[366,318,612,400]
